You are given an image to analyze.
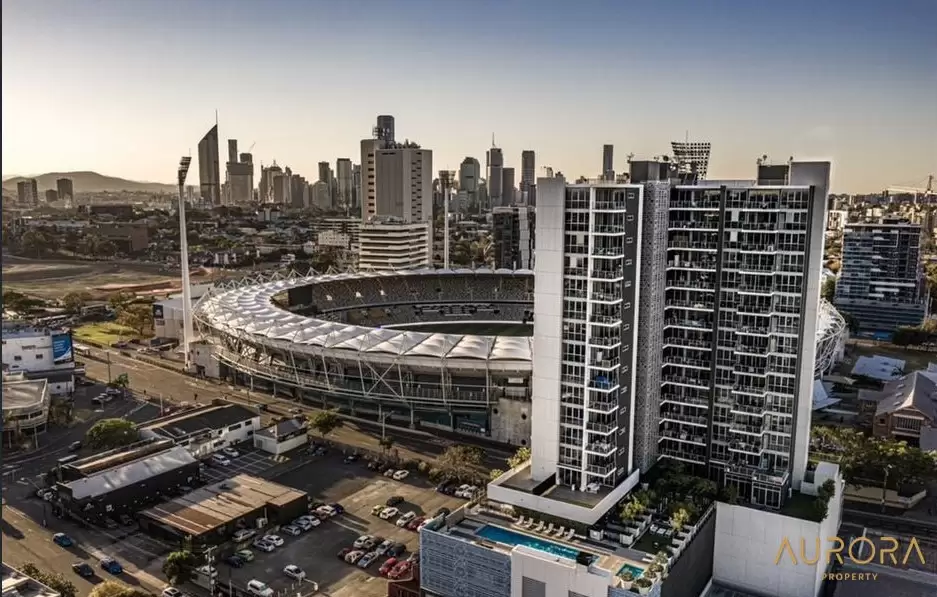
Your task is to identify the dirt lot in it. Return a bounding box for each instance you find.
[2,259,179,300]
[223,454,465,597]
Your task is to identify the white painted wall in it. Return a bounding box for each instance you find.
[713,464,843,597]
[511,545,614,597]
[254,432,308,456]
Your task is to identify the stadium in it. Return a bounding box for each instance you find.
[194,269,849,446]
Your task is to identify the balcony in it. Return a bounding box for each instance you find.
[586,420,618,434]
[593,224,627,235]
[663,337,710,349]
[588,376,619,391]
[736,325,770,336]
[665,318,712,330]
[668,220,719,231]
[590,314,621,326]
[564,287,587,299]
[591,335,621,347]
[592,292,623,304]
[667,277,715,291]
[659,429,707,445]
[587,394,619,413]
[592,268,624,280]
[670,197,720,210]
[585,442,616,456]
[730,421,767,435]
[737,283,774,295]
[589,357,620,370]
[669,239,718,251]
[586,463,616,476]
[595,198,628,211]
[660,412,708,426]
[666,299,715,310]
[729,440,764,454]
[733,382,767,395]
[560,392,584,407]
[564,267,588,277]
[592,245,624,258]
[662,374,710,389]
[730,403,766,416]
[661,392,709,407]
[664,355,710,369]
[658,446,706,464]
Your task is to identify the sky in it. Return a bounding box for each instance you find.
[2,0,936,194]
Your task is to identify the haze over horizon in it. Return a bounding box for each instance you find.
[2,0,935,194]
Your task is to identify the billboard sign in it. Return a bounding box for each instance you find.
[52,332,74,365]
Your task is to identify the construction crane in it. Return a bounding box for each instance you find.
[885,175,934,203]
[248,141,256,153]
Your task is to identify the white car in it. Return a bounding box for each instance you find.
[210,454,231,466]
[379,507,399,520]
[456,485,478,498]
[222,448,240,458]
[315,505,337,518]
[281,525,301,537]
[292,518,313,531]
[232,529,256,542]
[283,565,305,581]
[252,539,275,553]
[357,552,379,568]
[297,515,321,527]
[162,588,182,597]
[374,539,394,555]
[246,580,273,597]
[196,565,218,578]
[396,512,417,527]
[346,550,365,564]
[262,534,284,547]
[392,470,410,481]
[353,535,373,549]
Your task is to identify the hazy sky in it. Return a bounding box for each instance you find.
[3,0,935,193]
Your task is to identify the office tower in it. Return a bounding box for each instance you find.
[501,167,516,205]
[835,219,926,332]
[661,161,830,507]
[671,140,712,181]
[16,179,38,206]
[198,125,221,205]
[487,146,503,207]
[525,175,644,495]
[317,161,333,208]
[459,157,480,192]
[227,139,238,164]
[335,158,353,212]
[360,138,384,219]
[44,189,58,203]
[239,153,253,165]
[520,150,536,205]
[491,205,536,269]
[289,174,308,208]
[602,144,614,181]
[310,181,330,209]
[226,144,252,205]
[374,142,433,223]
[56,177,74,203]
[352,163,361,210]
[375,115,395,144]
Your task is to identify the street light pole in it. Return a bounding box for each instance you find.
[106,350,112,383]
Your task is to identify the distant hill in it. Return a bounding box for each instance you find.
[1,171,176,194]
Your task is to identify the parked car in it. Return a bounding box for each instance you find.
[119,514,134,526]
[315,505,337,518]
[434,507,451,518]
[374,539,394,555]
[71,563,94,578]
[68,441,82,452]
[232,529,256,542]
[417,519,435,531]
[388,561,413,580]
[406,551,419,563]
[103,518,119,530]
[99,558,123,575]
[371,505,385,517]
[296,515,321,528]
[246,580,273,597]
[357,552,379,568]
[379,557,398,576]
[406,516,425,531]
[386,495,404,507]
[379,507,399,520]
[329,502,346,515]
[345,550,365,565]
[224,556,244,568]
[353,535,373,549]
[252,539,275,553]
[53,533,74,547]
[283,565,305,581]
[387,542,407,557]
[383,468,396,477]
[392,470,410,481]
[162,588,183,597]
[211,454,231,466]
[281,525,301,537]
[292,518,313,531]
[234,550,254,562]
[396,511,416,527]
[365,536,383,550]
[344,453,360,464]
[336,547,352,560]
[262,534,284,547]
[222,447,240,458]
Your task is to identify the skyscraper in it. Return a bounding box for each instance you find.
[56,177,74,203]
[671,140,712,181]
[16,179,38,206]
[198,125,221,205]
[520,150,536,205]
[487,146,503,207]
[360,138,384,219]
[602,144,614,181]
[352,163,361,210]
[227,139,238,164]
[501,167,515,205]
[335,158,353,212]
[374,142,433,223]
[458,157,480,192]
[491,205,535,269]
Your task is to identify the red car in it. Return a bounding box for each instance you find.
[378,557,398,576]
[406,516,425,531]
[387,561,412,580]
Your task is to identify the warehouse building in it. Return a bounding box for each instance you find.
[138,402,260,458]
[253,417,308,456]
[139,474,308,547]
[55,439,200,519]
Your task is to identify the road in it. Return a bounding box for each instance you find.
[78,347,514,473]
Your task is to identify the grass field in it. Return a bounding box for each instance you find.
[73,322,139,346]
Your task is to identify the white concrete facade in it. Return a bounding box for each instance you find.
[511,545,616,597]
[358,220,431,272]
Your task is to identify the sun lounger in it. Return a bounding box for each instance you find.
[515,516,525,527]
[544,523,554,534]
[564,529,575,540]
[534,521,545,532]
[555,526,565,537]
[524,518,535,529]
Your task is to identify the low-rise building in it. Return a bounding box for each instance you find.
[1,323,76,395]
[96,223,149,253]
[860,369,937,448]
[1,377,50,444]
[138,403,260,458]
[253,417,308,455]
[358,219,431,272]
[2,562,61,597]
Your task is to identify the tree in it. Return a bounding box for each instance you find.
[811,479,836,522]
[62,291,90,314]
[821,277,836,302]
[117,303,154,336]
[379,436,395,454]
[489,469,505,482]
[108,291,135,312]
[20,230,52,257]
[86,418,139,449]
[162,550,197,585]
[619,498,644,524]
[307,409,342,440]
[2,290,44,314]
[670,507,691,532]
[506,446,532,469]
[437,445,484,481]
[89,581,153,597]
[20,563,77,597]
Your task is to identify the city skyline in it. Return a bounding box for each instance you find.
[2,0,935,194]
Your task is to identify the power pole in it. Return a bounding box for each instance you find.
[106,351,112,383]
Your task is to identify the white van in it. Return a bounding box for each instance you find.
[246,580,273,597]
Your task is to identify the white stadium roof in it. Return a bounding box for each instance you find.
[196,269,535,364]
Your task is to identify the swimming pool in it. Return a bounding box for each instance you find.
[618,563,644,579]
[475,525,596,562]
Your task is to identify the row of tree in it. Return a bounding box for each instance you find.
[811,426,937,489]
[16,564,150,597]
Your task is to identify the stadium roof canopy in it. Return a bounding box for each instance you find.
[195,269,535,363]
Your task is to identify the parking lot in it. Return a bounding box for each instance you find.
[219,454,465,597]
[200,447,278,484]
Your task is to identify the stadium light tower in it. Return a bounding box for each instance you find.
[178,156,195,371]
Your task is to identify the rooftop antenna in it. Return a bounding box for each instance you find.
[492,133,496,148]
[685,130,689,144]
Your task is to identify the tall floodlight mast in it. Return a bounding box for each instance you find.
[177,156,195,370]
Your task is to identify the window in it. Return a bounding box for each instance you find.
[13,356,22,361]
[36,354,44,359]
